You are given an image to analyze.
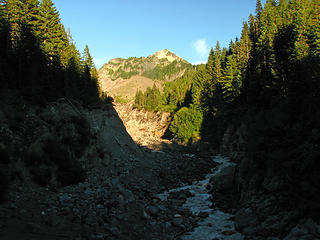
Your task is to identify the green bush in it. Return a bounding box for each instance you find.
[169,106,203,144]
[114,96,130,104]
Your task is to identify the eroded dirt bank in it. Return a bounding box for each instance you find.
[113,103,172,149]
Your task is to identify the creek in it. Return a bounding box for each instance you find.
[159,155,244,240]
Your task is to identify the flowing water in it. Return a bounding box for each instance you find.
[159,155,244,240]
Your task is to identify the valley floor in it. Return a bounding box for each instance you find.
[1,99,320,240]
[0,98,217,239]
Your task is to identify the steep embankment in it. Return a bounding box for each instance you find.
[114,103,172,149]
[98,49,192,101]
[208,105,320,240]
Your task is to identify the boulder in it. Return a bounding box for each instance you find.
[148,205,160,216]
[210,164,236,192]
[234,208,258,234]
[172,214,184,227]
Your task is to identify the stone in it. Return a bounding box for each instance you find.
[222,230,236,235]
[109,226,120,236]
[198,212,209,218]
[148,205,160,216]
[84,188,93,196]
[262,175,284,192]
[20,209,27,215]
[235,208,258,231]
[96,204,104,209]
[59,193,71,202]
[283,224,309,240]
[304,218,319,235]
[9,203,17,209]
[210,164,236,192]
[73,208,80,214]
[172,214,183,227]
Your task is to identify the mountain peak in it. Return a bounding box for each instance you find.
[152,49,181,62]
[98,50,192,101]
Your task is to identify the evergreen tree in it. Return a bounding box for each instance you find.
[134,90,144,109]
[255,0,263,19]
[221,55,242,102]
[213,41,223,84]
[14,21,47,92]
[0,5,11,88]
[23,0,41,33]
[39,0,67,57]
[3,0,25,43]
[83,44,94,69]
[82,44,98,80]
[309,0,320,56]
[206,48,215,79]
[60,28,80,66]
[239,21,251,69]
[191,64,209,108]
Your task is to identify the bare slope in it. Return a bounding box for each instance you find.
[99,75,162,101]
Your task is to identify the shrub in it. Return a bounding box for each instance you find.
[169,106,203,144]
[114,96,130,104]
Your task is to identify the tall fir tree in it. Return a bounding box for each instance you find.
[83,44,94,69]
[82,44,98,80]
[0,4,11,88]
[221,55,242,102]
[39,0,67,57]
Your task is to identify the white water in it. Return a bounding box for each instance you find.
[159,155,244,240]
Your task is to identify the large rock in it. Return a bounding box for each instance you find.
[262,175,284,192]
[210,164,236,192]
[234,208,258,235]
[283,218,320,240]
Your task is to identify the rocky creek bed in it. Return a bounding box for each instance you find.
[159,155,243,240]
[0,151,228,240]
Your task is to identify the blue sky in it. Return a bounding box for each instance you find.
[54,0,263,68]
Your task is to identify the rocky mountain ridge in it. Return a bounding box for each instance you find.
[98,50,192,101]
